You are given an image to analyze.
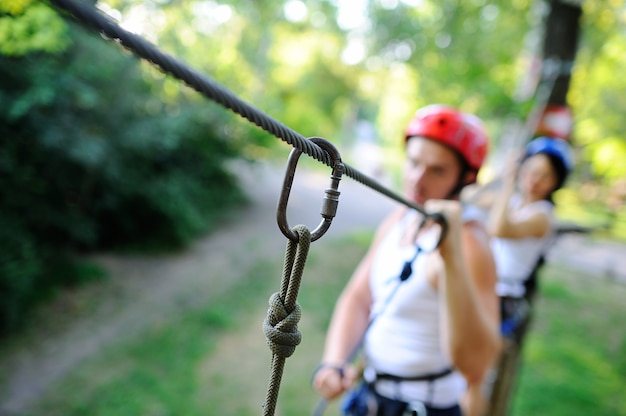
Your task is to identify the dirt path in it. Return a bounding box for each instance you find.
[0,159,624,415]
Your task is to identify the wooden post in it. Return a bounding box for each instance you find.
[541,0,582,106]
[485,310,534,416]
[534,0,582,141]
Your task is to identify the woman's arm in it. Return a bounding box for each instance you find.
[489,193,552,239]
[428,201,502,384]
[487,160,551,239]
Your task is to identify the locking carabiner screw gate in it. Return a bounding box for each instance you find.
[277,137,344,242]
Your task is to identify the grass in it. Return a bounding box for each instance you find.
[511,263,626,416]
[24,232,626,416]
[555,188,626,242]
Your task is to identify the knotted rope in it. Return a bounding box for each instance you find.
[262,224,311,415]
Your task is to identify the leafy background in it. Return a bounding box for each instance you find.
[0,0,624,360]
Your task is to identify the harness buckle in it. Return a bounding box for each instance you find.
[404,400,427,416]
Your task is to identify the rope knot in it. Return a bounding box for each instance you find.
[263,292,302,358]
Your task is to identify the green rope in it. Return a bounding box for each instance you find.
[262,224,311,415]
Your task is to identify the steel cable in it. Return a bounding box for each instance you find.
[47,0,432,217]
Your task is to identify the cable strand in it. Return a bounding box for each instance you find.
[47,0,430,217]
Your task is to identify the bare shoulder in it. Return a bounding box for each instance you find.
[461,220,496,278]
[461,219,491,250]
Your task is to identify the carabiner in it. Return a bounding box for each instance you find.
[277,137,344,242]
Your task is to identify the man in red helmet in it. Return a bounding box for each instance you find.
[312,105,502,416]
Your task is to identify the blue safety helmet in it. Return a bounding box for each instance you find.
[523,136,575,193]
[524,136,575,173]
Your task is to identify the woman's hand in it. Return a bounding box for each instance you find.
[502,150,523,190]
[312,364,359,401]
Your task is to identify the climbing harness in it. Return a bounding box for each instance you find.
[341,370,460,416]
[499,296,531,337]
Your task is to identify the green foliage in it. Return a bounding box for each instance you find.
[0,0,70,55]
[0,14,247,331]
[0,219,42,331]
[2,0,624,338]
[570,0,626,187]
[40,0,625,196]
[0,215,106,332]
[87,0,626,188]
[1,31,245,249]
[512,264,626,415]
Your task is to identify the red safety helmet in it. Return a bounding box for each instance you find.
[404,104,489,171]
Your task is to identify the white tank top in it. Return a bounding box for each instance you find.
[363,210,465,407]
[490,194,555,297]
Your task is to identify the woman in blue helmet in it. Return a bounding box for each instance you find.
[461,136,574,416]
[489,136,574,321]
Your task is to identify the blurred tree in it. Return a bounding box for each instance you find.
[0,2,246,332]
[70,0,625,174]
[0,0,70,55]
[570,0,626,184]
[2,0,624,331]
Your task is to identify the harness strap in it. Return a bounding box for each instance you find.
[361,367,459,413]
[373,366,454,383]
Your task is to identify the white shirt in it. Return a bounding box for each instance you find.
[363,210,465,407]
[490,194,555,297]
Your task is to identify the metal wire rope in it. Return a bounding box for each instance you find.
[47,0,435,219]
[519,58,563,147]
[463,58,563,205]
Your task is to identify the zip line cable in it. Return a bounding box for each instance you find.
[463,58,562,205]
[47,0,439,223]
[517,58,562,150]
